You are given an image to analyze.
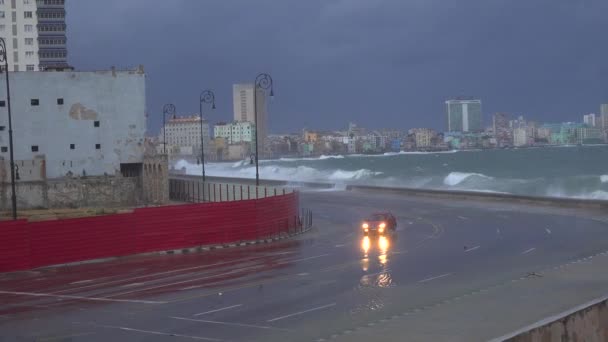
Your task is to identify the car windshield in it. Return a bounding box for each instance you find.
[368,214,387,221]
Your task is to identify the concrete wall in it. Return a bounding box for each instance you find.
[142,154,168,205]
[0,68,146,179]
[495,295,608,342]
[0,176,140,210]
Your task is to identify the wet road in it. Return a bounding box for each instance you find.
[1,190,608,341]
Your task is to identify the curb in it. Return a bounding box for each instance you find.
[29,225,314,271]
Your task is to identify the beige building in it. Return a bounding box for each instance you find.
[412,128,436,148]
[160,114,211,157]
[233,83,267,149]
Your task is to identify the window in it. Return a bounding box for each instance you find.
[0,25,5,32]
[25,51,34,58]
[69,143,75,150]
[95,144,101,150]
[94,121,100,127]
[26,64,34,71]
[31,145,38,152]
[0,12,4,19]
[0,126,5,131]
[24,24,32,32]
[24,11,32,18]
[0,101,5,107]
[1,147,6,153]
[30,99,39,106]
[24,38,33,46]
[23,0,31,4]
[57,98,63,105]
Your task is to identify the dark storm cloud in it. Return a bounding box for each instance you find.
[67,0,608,133]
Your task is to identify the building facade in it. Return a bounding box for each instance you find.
[36,0,68,70]
[0,68,146,179]
[233,83,267,148]
[493,112,511,147]
[0,0,40,71]
[513,128,528,147]
[446,98,482,132]
[213,121,254,145]
[160,114,210,156]
[601,104,608,141]
[583,113,597,127]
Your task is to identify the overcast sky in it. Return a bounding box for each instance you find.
[67,0,608,134]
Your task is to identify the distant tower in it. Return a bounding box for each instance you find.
[445,97,482,132]
[36,0,70,70]
[493,113,511,147]
[233,83,267,149]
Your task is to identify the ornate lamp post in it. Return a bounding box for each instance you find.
[162,104,176,154]
[253,73,274,186]
[199,90,215,182]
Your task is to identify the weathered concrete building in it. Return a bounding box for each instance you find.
[0,67,168,209]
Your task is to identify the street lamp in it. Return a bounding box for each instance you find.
[162,104,176,154]
[0,38,17,220]
[253,73,274,186]
[199,90,215,183]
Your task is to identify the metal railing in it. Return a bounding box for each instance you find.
[169,179,295,203]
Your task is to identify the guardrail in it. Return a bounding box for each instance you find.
[169,178,294,202]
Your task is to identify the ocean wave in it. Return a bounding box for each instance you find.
[443,172,493,186]
[601,175,608,183]
[319,155,345,160]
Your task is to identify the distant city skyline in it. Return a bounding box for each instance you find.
[66,0,608,133]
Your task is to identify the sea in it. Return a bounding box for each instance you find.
[175,145,608,200]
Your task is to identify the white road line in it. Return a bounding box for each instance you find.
[418,273,453,283]
[267,303,337,322]
[53,253,294,294]
[545,228,552,234]
[170,316,285,331]
[0,290,165,304]
[69,279,94,285]
[78,322,219,341]
[105,266,260,298]
[277,254,330,265]
[194,304,243,316]
[465,246,480,253]
[120,283,144,288]
[496,228,501,235]
[335,244,345,248]
[457,216,468,220]
[522,248,536,255]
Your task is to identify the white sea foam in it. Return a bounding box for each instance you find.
[443,172,492,186]
[601,175,608,183]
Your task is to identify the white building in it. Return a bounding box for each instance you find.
[160,114,210,156]
[0,67,146,178]
[583,113,596,127]
[214,121,254,145]
[601,104,608,138]
[513,127,528,147]
[233,83,267,149]
[0,0,40,71]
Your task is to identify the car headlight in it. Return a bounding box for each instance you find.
[378,227,385,233]
[362,223,369,229]
[379,222,386,229]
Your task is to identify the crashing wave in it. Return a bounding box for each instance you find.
[601,175,608,183]
[443,172,493,186]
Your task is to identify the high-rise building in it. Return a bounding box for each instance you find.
[233,83,267,149]
[583,113,597,127]
[36,0,69,70]
[513,128,528,147]
[493,113,511,147]
[445,98,482,132]
[601,104,608,134]
[0,0,40,71]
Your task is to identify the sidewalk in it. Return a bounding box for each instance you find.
[328,249,608,342]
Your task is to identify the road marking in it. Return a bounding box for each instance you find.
[0,290,165,304]
[545,228,552,234]
[418,273,453,283]
[465,246,480,253]
[77,322,219,341]
[267,303,337,322]
[522,248,536,255]
[170,316,286,331]
[496,228,501,235]
[194,304,243,316]
[277,254,330,265]
[52,253,295,294]
[297,272,310,276]
[105,266,260,298]
[69,279,94,285]
[335,244,345,248]
[120,283,144,288]
[457,216,468,220]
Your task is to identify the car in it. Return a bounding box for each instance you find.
[361,212,397,236]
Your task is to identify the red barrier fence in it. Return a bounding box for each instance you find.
[0,192,300,273]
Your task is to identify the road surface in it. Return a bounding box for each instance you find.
[1,190,608,341]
